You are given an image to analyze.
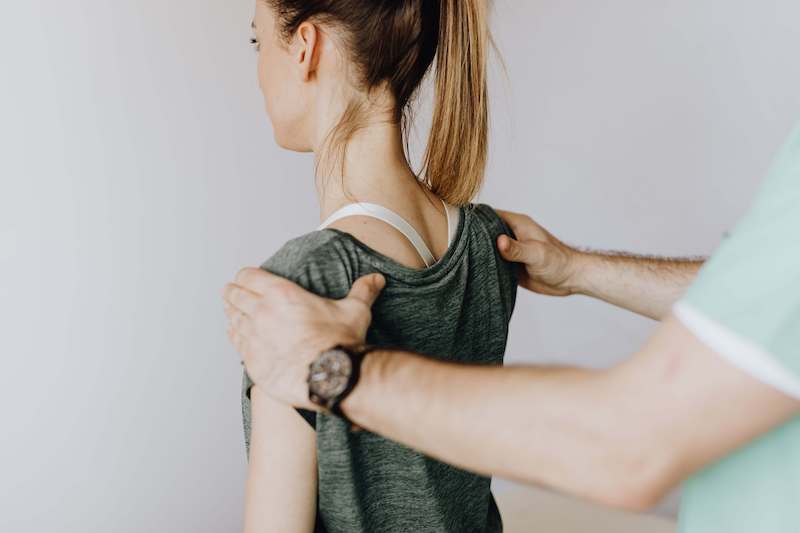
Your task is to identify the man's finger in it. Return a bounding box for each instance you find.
[347,273,386,307]
[233,266,290,294]
[222,283,262,315]
[227,321,245,354]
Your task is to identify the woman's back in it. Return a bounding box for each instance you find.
[242,202,517,532]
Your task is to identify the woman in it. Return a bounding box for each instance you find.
[240,1,517,531]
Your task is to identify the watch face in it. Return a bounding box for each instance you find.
[308,349,352,404]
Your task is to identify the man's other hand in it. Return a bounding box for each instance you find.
[222,270,385,407]
[495,209,583,297]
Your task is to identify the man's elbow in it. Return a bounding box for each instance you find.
[593,444,680,512]
[606,481,668,513]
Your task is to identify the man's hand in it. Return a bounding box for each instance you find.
[222,268,385,407]
[495,209,583,296]
[494,209,703,319]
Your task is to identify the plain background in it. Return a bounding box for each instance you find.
[2,0,799,531]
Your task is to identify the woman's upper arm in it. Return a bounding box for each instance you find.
[243,384,318,533]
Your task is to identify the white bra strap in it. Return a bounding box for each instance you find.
[318,202,436,267]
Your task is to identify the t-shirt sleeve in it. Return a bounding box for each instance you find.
[673,123,800,400]
[241,232,356,457]
[473,203,519,325]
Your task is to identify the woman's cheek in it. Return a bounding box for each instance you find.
[257,59,309,150]
[266,97,300,149]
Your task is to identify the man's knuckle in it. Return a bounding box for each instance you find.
[222,283,236,301]
[225,284,240,303]
[271,281,293,300]
[234,267,252,283]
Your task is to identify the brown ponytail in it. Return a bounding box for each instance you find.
[424,0,490,206]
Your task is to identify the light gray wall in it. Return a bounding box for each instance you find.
[1,0,798,531]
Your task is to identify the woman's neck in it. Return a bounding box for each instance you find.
[313,120,435,222]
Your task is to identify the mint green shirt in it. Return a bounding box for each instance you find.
[673,123,800,533]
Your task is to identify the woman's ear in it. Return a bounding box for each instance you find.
[294,21,320,82]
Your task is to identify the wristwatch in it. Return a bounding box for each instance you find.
[307,343,377,424]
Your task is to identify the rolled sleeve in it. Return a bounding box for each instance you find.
[674,124,800,399]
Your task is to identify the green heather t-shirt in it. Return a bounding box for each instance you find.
[673,124,800,533]
[241,203,518,533]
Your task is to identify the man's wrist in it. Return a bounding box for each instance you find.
[563,249,595,296]
[337,348,389,427]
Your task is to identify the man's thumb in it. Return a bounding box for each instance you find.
[347,273,386,307]
[498,235,543,266]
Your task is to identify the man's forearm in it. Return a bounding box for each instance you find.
[339,315,800,512]
[340,348,672,510]
[570,251,704,320]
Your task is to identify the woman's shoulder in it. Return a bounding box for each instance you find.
[260,230,359,298]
